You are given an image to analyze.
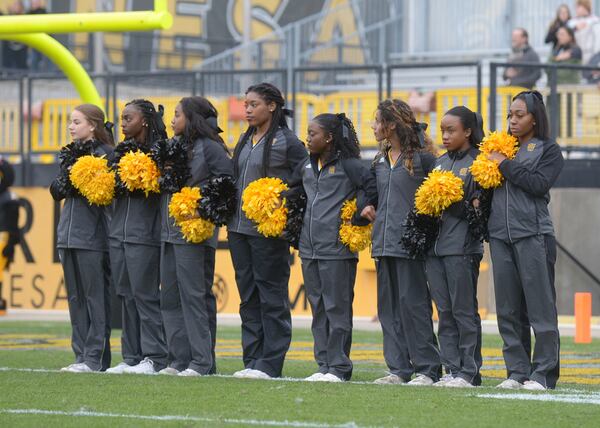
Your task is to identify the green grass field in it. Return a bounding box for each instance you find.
[1,321,600,427]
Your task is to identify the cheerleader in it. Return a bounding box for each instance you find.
[367,99,441,385]
[488,91,563,390]
[159,96,234,376]
[50,104,114,372]
[105,100,169,374]
[228,83,307,379]
[425,106,485,387]
[290,113,376,382]
[0,158,19,315]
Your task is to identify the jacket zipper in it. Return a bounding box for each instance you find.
[166,194,172,241]
[382,161,393,254]
[66,198,74,247]
[309,162,326,258]
[433,158,456,256]
[123,196,131,241]
[237,141,261,231]
[506,181,513,243]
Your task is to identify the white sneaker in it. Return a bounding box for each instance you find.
[60,363,80,372]
[243,369,272,380]
[305,372,326,381]
[406,374,434,386]
[233,368,252,378]
[316,373,343,383]
[178,368,203,377]
[444,377,475,388]
[522,380,546,391]
[434,374,454,386]
[123,358,156,375]
[63,362,94,373]
[496,379,523,389]
[105,362,131,374]
[374,374,405,385]
[158,367,180,376]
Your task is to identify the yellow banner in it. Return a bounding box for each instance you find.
[5,187,380,317]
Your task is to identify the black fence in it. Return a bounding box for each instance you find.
[2,61,600,186]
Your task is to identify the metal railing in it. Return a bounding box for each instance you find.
[2,62,600,185]
[489,62,600,151]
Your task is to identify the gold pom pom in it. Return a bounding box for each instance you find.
[178,218,215,244]
[471,131,519,189]
[242,177,289,238]
[414,170,464,217]
[470,153,505,189]
[479,131,519,157]
[256,206,288,238]
[118,150,160,196]
[168,186,215,243]
[339,199,372,253]
[69,155,115,206]
[169,186,201,223]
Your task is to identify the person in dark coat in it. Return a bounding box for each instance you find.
[488,90,564,391]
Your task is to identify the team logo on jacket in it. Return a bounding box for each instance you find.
[459,167,468,176]
[329,166,335,174]
[527,143,536,152]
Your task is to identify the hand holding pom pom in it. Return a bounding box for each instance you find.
[168,186,215,243]
[117,150,161,196]
[339,199,372,253]
[242,177,289,238]
[414,170,464,217]
[470,131,518,189]
[69,155,115,206]
[169,186,201,222]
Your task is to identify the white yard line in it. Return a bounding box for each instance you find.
[0,408,371,428]
[476,392,600,405]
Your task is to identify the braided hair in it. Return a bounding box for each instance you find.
[179,96,229,155]
[311,113,361,160]
[375,99,436,174]
[444,106,485,147]
[232,83,291,177]
[125,99,168,147]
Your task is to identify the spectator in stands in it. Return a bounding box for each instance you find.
[545,4,571,50]
[568,0,600,64]
[549,26,582,84]
[503,28,541,89]
[1,1,28,70]
[27,0,48,72]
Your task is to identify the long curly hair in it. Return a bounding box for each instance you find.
[375,99,436,174]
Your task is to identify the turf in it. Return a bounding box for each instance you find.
[1,321,600,427]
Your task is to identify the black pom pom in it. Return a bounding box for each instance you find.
[283,191,307,250]
[198,175,237,226]
[465,189,492,243]
[56,140,97,197]
[400,209,439,259]
[150,138,191,193]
